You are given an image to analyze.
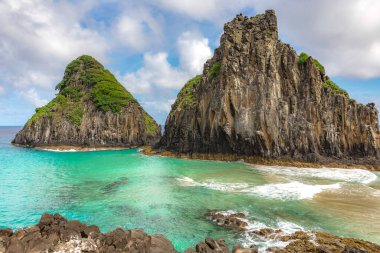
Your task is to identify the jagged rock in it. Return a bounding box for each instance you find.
[13,55,160,148]
[1,214,380,253]
[205,211,248,229]
[159,10,380,166]
[0,213,178,253]
[232,245,258,253]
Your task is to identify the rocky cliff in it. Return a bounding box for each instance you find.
[13,55,160,148]
[159,10,380,164]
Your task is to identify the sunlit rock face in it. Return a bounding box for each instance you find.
[160,10,380,163]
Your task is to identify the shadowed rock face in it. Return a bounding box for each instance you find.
[160,10,380,163]
[12,55,160,148]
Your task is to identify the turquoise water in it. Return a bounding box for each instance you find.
[1,126,380,252]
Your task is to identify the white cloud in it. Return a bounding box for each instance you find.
[152,0,252,22]
[115,7,163,51]
[122,52,190,94]
[253,0,380,78]
[120,31,212,123]
[141,99,175,114]
[0,85,4,95]
[0,0,108,91]
[178,31,212,75]
[21,89,48,107]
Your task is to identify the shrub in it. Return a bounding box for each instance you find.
[298,52,309,64]
[298,52,325,75]
[91,80,135,113]
[144,113,157,135]
[208,62,221,78]
[323,80,348,96]
[175,75,203,110]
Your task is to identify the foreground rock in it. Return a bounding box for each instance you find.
[13,55,160,148]
[0,213,379,253]
[0,213,176,253]
[159,10,380,167]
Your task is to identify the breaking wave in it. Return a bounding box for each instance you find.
[254,166,377,184]
[176,177,340,200]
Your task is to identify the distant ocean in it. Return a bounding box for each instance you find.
[0,126,379,252]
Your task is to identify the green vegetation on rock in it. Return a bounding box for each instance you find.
[28,55,139,127]
[208,62,221,78]
[175,75,203,111]
[144,113,158,135]
[56,55,136,113]
[298,52,325,75]
[323,80,348,96]
[91,80,135,113]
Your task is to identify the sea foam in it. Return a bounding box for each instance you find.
[255,166,377,184]
[176,177,340,200]
[242,181,341,200]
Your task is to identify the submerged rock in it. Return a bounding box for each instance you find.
[13,55,160,148]
[159,10,380,166]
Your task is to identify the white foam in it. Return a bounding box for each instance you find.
[240,219,307,252]
[243,181,341,200]
[176,177,249,191]
[199,180,250,192]
[176,177,340,200]
[255,166,377,184]
[41,148,81,152]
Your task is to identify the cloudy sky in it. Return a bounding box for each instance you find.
[0,0,379,126]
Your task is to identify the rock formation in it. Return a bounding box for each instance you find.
[0,213,177,253]
[13,55,160,148]
[1,213,379,253]
[159,10,380,164]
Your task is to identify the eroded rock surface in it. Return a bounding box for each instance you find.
[206,211,248,230]
[13,55,160,148]
[0,213,177,253]
[159,10,380,165]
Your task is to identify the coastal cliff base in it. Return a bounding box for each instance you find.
[142,147,380,171]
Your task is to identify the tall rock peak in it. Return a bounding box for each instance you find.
[13,55,161,148]
[159,10,380,165]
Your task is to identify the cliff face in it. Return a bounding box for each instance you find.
[160,10,380,162]
[13,55,160,147]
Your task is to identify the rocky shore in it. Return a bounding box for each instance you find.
[1,213,379,253]
[142,147,380,171]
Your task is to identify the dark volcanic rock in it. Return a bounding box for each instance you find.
[13,55,160,148]
[1,213,380,253]
[206,211,248,229]
[159,10,380,165]
[0,213,177,253]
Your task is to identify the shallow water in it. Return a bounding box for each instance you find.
[0,126,379,252]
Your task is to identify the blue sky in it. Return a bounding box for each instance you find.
[0,0,379,126]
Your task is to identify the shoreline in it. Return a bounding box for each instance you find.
[140,146,380,171]
[12,143,137,152]
[11,143,380,171]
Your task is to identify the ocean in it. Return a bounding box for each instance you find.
[1,126,379,252]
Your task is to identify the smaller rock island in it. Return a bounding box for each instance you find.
[12,55,161,149]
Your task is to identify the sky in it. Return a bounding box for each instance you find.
[0,0,379,126]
